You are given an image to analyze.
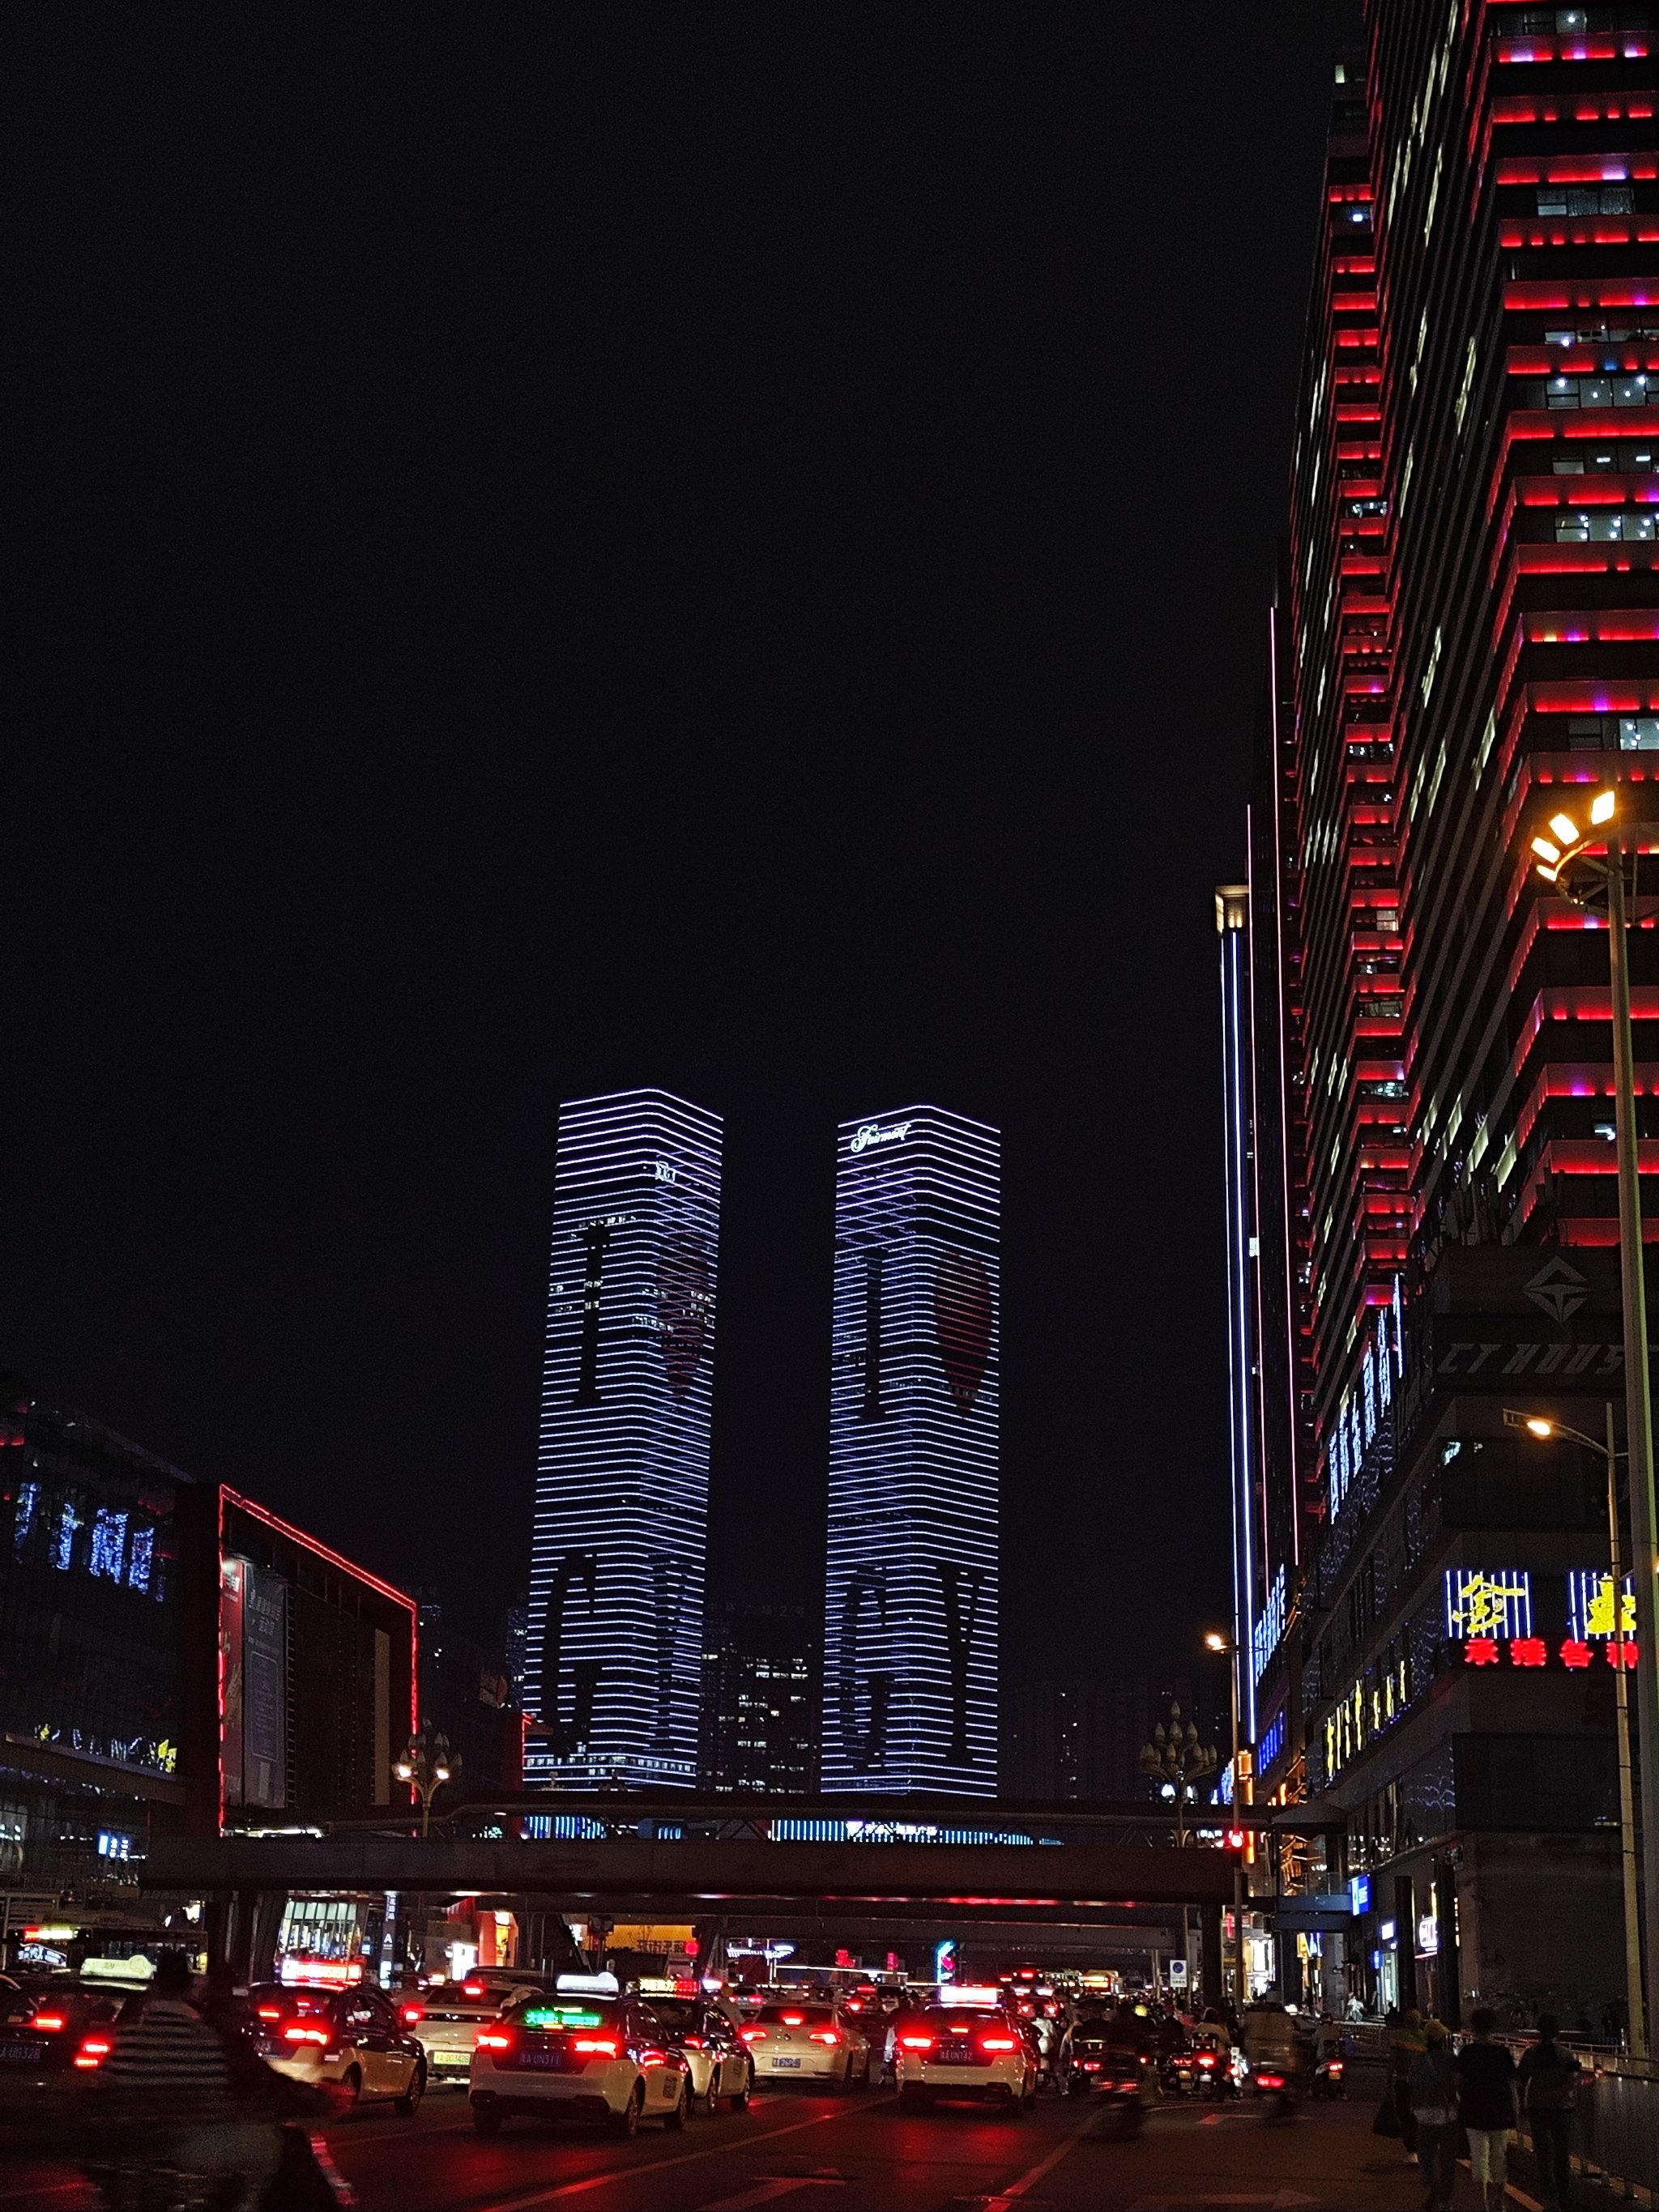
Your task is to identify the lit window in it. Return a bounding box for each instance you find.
[50,1500,82,1573]
[12,1481,38,1558]
[89,1508,127,1581]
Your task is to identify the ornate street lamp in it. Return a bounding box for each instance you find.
[394,1729,459,1839]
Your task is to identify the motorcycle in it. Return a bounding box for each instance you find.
[1311,2053,1346,2101]
[1191,2043,1236,2099]
[1252,2065,1299,2125]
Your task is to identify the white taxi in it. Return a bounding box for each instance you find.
[412,1975,543,2085]
[469,1982,691,2137]
[893,2003,1038,2112]
[739,2000,871,2091]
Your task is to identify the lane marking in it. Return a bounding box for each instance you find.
[477,2096,892,2210]
[978,2103,1102,2207]
[697,2184,835,2210]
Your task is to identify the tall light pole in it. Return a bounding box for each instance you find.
[394,1729,458,1839]
[1531,785,1659,2051]
[1205,1630,1247,2007]
[1506,1407,1644,2056]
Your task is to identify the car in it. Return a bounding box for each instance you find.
[246,1981,427,2114]
[640,1995,753,2114]
[737,1999,870,2092]
[893,2005,1038,2113]
[470,1988,691,2137]
[0,1980,122,2093]
[409,1977,543,2086]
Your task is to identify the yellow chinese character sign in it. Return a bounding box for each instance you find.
[1444,1568,1533,1641]
[1569,1571,1636,1641]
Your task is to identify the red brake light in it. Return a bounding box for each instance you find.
[573,2035,621,2059]
[463,1982,485,1998]
[740,2027,767,2044]
[899,2033,935,2051]
[809,2029,840,2046]
[781,2013,805,2026]
[476,2030,514,2052]
[1258,2073,1285,2090]
[256,2005,284,2021]
[400,2004,424,2024]
[979,2034,1017,2052]
[680,2034,706,2049]
[32,2014,67,2032]
[284,2025,330,2045]
[75,2036,113,2070]
[1080,2059,1101,2071]
[1196,2052,1217,2067]
[1328,2061,1345,2075]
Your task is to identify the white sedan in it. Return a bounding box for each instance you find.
[739,2001,871,2091]
[894,2005,1038,2112]
[470,1991,690,2137]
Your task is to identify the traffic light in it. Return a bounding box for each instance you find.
[1224,1825,1247,1855]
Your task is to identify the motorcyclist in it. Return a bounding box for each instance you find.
[1241,1993,1302,2109]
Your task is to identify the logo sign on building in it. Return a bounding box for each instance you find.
[1569,1570,1636,1641]
[1350,1873,1371,1916]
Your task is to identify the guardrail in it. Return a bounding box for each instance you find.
[1494,2041,1659,2201]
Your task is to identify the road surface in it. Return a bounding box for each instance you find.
[0,2079,1481,2211]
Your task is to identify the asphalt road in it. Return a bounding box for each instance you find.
[0,2079,1463,2212]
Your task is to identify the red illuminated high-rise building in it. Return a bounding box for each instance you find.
[1226,3,1658,2021]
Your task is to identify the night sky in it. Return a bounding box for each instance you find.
[10,5,1359,1691]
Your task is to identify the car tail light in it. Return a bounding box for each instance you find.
[32,2014,67,2033]
[573,2036,621,2059]
[284,2025,331,2045]
[400,2005,424,2024]
[679,2035,706,2049]
[463,1981,485,1999]
[740,2027,767,2044]
[809,2029,840,2046]
[256,2005,284,2022]
[476,2030,514,2052]
[75,2036,112,2071]
[1117,2078,1140,2092]
[899,2034,935,2052]
[979,2034,1017,2052]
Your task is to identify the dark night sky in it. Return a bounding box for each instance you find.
[8,4,1359,1690]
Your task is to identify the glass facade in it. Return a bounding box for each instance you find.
[0,1398,186,1888]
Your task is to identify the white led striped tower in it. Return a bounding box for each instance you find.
[822,1106,1000,1796]
[526,1089,722,1790]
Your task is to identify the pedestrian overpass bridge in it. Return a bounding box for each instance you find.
[141,1794,1333,2005]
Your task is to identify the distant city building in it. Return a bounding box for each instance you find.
[504,1595,529,1713]
[700,1596,820,1796]
[821,1106,1000,1796]
[525,1089,723,1790]
[0,1391,416,1903]
[416,1596,523,1798]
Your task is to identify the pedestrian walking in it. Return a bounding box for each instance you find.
[1392,2006,1429,2159]
[1410,2020,1460,2212]
[1456,2007,1520,2212]
[1517,2014,1582,2212]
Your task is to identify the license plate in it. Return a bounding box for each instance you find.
[518,2050,565,2069]
[773,2056,801,2069]
[0,2045,45,2065]
[940,2045,970,2063]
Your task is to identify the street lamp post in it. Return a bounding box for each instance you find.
[394,1729,458,1839]
[1530,786,1659,2049]
[1507,1407,1645,2056]
[1140,1704,1218,2005]
[1205,1630,1247,2008]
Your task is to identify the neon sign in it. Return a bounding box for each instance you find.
[1460,1635,1635,1669]
[850,1120,912,1153]
[1252,1566,1287,1685]
[1444,1568,1533,1640]
[1568,1570,1636,1640]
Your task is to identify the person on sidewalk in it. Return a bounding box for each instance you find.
[1456,2007,1520,2212]
[1392,2006,1429,2159]
[1517,2014,1581,2212]
[1410,2020,1460,2212]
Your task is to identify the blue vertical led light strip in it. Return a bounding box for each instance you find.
[525,1089,722,1790]
[1219,899,1259,1741]
[822,1106,1000,1797]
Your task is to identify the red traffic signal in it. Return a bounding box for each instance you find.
[1223,1826,1247,1854]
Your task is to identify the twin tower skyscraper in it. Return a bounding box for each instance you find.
[523,1088,1000,1798]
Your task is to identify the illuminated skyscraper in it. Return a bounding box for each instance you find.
[821,1106,999,1796]
[525,1089,721,1790]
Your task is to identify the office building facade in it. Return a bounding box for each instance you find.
[699,1596,820,1796]
[526,1089,723,1789]
[1226,3,1657,2018]
[821,1106,1000,1796]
